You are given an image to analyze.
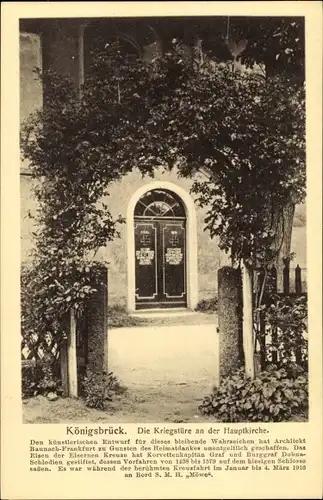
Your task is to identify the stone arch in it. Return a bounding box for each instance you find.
[126,181,198,312]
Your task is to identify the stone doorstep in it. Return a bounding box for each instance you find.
[129,308,199,319]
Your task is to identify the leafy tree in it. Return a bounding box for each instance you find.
[94,40,305,273]
[232,17,305,81]
[148,42,306,277]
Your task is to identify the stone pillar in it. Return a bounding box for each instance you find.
[86,266,108,373]
[218,266,243,378]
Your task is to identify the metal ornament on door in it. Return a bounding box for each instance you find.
[165,247,183,265]
[140,230,151,245]
[136,248,155,266]
[169,231,179,246]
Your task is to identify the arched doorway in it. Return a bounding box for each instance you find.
[134,188,186,309]
[127,181,198,312]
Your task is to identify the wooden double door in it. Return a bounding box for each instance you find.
[134,218,187,309]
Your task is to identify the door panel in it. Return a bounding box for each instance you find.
[135,222,157,303]
[161,222,186,301]
[134,219,187,309]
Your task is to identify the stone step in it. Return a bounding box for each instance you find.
[127,309,218,326]
[130,308,196,319]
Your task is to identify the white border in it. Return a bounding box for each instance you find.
[1,4,322,500]
[126,181,198,312]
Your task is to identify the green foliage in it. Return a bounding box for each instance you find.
[20,50,128,358]
[165,50,305,265]
[256,294,308,367]
[21,260,106,368]
[81,369,126,410]
[195,297,218,313]
[199,363,308,422]
[22,357,61,399]
[233,17,305,81]
[64,37,305,267]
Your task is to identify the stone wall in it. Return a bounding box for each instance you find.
[20,32,42,126]
[20,32,42,261]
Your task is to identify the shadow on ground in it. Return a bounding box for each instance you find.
[23,383,214,424]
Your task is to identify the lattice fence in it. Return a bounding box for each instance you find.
[253,262,308,371]
[21,332,59,367]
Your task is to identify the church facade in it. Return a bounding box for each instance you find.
[20,17,306,312]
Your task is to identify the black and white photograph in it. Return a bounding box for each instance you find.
[19,14,309,425]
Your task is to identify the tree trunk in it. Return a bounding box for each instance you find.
[270,202,295,292]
